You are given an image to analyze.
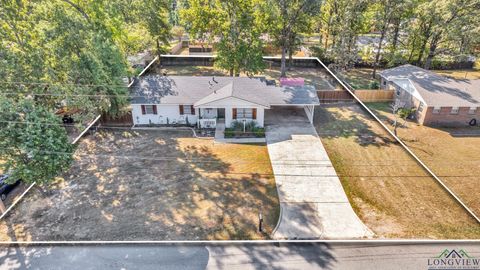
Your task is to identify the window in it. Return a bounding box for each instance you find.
[469,107,477,115]
[451,107,459,114]
[383,80,387,86]
[183,105,192,114]
[237,108,253,119]
[179,105,195,115]
[432,107,441,114]
[141,105,157,115]
[396,90,401,96]
[418,102,424,112]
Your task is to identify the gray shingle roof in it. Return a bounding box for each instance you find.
[130,75,319,107]
[379,64,480,107]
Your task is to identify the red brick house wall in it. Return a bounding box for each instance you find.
[421,106,480,126]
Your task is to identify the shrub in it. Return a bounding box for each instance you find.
[369,81,379,89]
[224,120,265,138]
[224,128,235,138]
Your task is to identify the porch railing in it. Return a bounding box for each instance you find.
[199,118,216,128]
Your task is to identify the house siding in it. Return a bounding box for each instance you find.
[226,106,264,128]
[422,106,480,126]
[132,104,198,125]
[390,83,427,123]
[384,77,479,127]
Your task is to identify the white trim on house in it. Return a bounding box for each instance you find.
[380,74,428,107]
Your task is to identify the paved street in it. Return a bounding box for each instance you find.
[265,107,371,239]
[1,242,479,270]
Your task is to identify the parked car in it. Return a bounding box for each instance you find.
[0,174,21,201]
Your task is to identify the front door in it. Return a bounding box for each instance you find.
[217,108,225,119]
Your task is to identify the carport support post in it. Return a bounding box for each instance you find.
[310,105,315,124]
[304,105,315,124]
[258,212,263,232]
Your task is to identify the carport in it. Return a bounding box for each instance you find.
[266,84,319,124]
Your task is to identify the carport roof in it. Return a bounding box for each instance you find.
[130,75,320,107]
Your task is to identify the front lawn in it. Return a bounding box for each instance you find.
[314,104,480,238]
[0,130,279,240]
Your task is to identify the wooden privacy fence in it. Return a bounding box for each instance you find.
[317,90,354,103]
[317,90,394,103]
[100,112,133,126]
[354,90,394,102]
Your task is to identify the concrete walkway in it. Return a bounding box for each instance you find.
[265,107,372,239]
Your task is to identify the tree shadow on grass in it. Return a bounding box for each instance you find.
[0,129,338,269]
[314,104,396,147]
[0,129,281,241]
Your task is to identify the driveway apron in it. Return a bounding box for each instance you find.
[265,107,372,239]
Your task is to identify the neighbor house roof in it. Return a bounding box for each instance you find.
[130,75,319,107]
[379,64,480,107]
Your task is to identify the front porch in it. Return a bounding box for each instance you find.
[196,107,263,129]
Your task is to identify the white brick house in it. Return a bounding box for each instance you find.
[130,75,319,128]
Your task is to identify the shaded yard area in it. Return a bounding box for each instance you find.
[154,65,337,90]
[0,130,279,241]
[367,102,480,218]
[314,104,480,238]
[337,68,381,89]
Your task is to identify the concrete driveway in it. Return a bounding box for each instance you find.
[265,107,372,239]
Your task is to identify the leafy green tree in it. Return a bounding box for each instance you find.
[143,0,171,58]
[0,98,74,185]
[328,0,369,71]
[422,0,480,69]
[180,0,218,45]
[371,0,404,78]
[214,0,266,76]
[181,0,266,75]
[267,0,321,77]
[171,25,186,41]
[1,0,130,120]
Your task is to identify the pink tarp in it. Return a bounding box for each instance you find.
[279,77,305,87]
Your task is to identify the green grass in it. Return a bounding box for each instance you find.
[339,68,380,90]
[314,104,480,238]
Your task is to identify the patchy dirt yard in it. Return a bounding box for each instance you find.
[314,104,480,239]
[151,65,338,91]
[367,102,480,218]
[0,129,279,241]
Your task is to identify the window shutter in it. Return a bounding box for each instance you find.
[141,105,146,115]
[153,105,157,115]
[191,105,195,115]
[252,108,257,119]
[232,108,237,119]
[179,105,184,115]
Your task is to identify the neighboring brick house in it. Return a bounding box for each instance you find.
[379,64,480,126]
